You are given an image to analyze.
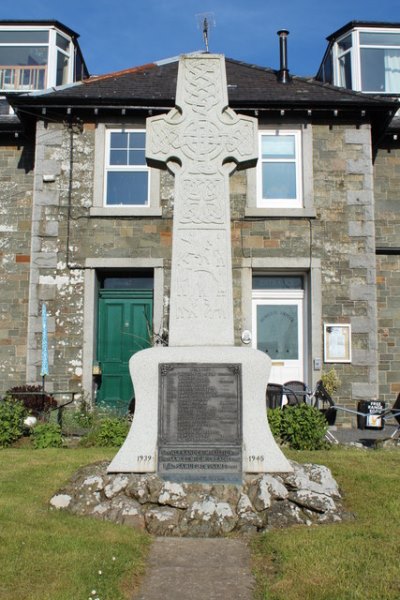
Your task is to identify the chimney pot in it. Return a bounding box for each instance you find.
[277,29,291,84]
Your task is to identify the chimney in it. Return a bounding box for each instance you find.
[277,29,291,83]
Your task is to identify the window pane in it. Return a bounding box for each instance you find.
[110,132,128,149]
[129,149,146,165]
[56,51,69,86]
[262,135,295,159]
[56,33,70,51]
[129,131,145,148]
[110,150,127,165]
[361,48,400,92]
[0,46,48,66]
[338,34,352,52]
[106,171,148,205]
[103,276,153,289]
[262,162,296,199]
[339,53,352,88]
[0,30,48,43]
[256,305,299,359]
[360,32,400,46]
[253,276,303,290]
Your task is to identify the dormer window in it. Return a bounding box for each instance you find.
[0,23,86,92]
[319,25,400,95]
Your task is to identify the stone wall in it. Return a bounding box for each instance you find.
[0,140,34,391]
[230,124,378,409]
[13,119,379,414]
[374,145,400,403]
[26,120,173,395]
[313,125,378,407]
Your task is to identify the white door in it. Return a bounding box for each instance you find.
[252,290,304,384]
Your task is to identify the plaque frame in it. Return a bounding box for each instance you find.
[157,362,242,483]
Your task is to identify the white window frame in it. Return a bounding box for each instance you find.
[104,128,150,208]
[92,123,162,217]
[333,27,400,93]
[257,130,302,209]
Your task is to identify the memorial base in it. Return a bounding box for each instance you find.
[107,346,293,477]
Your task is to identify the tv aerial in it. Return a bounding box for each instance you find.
[195,12,216,53]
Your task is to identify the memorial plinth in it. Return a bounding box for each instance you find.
[108,54,292,478]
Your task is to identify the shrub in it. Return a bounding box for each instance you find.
[0,399,27,448]
[267,404,329,450]
[80,416,130,447]
[6,385,57,418]
[320,368,341,396]
[31,423,63,449]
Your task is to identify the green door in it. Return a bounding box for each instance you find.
[97,289,153,412]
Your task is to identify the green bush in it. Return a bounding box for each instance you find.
[267,404,329,450]
[321,368,341,396]
[32,423,63,449]
[80,416,130,447]
[0,399,27,448]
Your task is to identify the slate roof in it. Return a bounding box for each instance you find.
[9,57,396,111]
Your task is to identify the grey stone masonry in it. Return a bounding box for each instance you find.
[374,145,400,402]
[0,141,34,390]
[6,113,383,417]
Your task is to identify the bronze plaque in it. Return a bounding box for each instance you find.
[158,363,242,483]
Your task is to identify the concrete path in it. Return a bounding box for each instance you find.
[132,537,255,600]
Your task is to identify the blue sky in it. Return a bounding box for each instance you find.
[2,0,399,76]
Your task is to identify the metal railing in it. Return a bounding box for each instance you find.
[0,65,47,91]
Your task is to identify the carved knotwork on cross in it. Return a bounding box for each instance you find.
[146,54,258,347]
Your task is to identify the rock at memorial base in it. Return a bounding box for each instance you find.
[104,474,129,499]
[50,494,72,509]
[181,497,238,537]
[158,481,188,508]
[283,461,341,498]
[145,506,181,536]
[125,474,163,504]
[266,500,306,529]
[288,490,337,513]
[49,460,352,537]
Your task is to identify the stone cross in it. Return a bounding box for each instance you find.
[146,54,257,346]
[108,54,293,477]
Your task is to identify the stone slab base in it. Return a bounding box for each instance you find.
[50,460,353,537]
[108,346,292,475]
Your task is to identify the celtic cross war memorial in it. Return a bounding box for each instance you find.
[108,53,292,480]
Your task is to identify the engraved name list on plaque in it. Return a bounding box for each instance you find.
[158,363,242,482]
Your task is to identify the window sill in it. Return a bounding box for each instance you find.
[90,207,163,217]
[245,207,316,219]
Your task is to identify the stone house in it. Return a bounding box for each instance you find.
[1,19,400,420]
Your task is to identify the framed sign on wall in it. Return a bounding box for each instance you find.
[324,323,352,363]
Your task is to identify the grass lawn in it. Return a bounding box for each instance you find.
[0,448,150,600]
[252,447,400,600]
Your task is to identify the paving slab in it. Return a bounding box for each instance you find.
[132,537,255,600]
[329,424,399,446]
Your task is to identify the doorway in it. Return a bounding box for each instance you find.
[96,271,153,412]
[252,275,305,384]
